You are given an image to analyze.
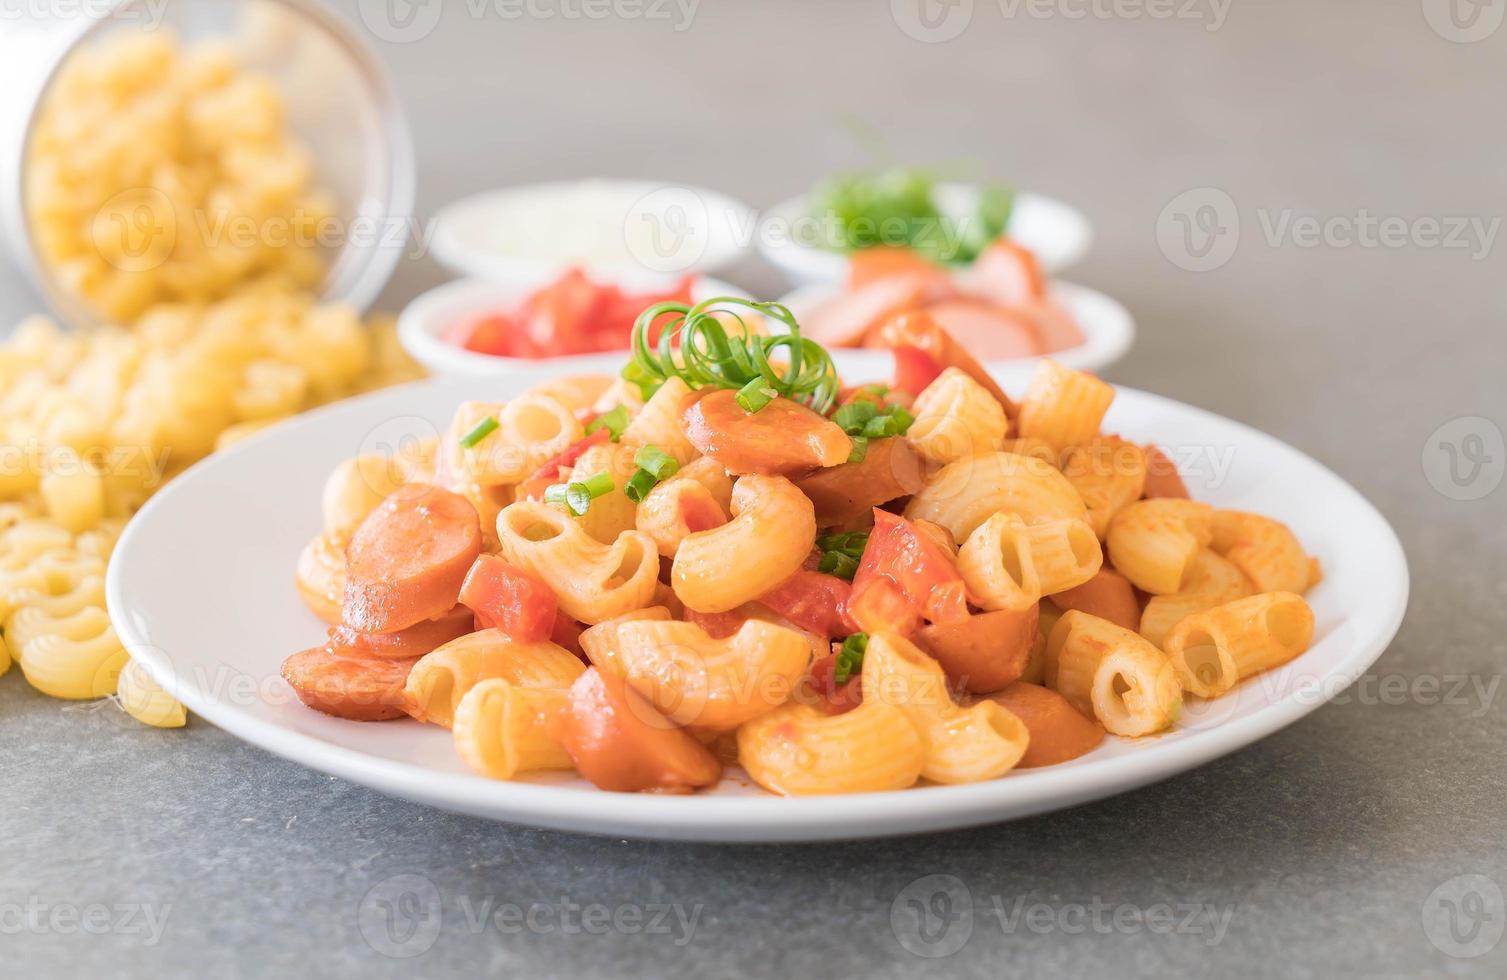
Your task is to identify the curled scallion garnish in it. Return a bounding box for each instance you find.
[624,297,839,415]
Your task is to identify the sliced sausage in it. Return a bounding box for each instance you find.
[281,646,420,721]
[682,390,851,477]
[794,436,928,527]
[915,605,1037,694]
[342,484,482,633]
[988,681,1104,767]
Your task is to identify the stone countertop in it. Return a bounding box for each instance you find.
[5,1,1505,976]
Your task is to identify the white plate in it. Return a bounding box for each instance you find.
[429,179,754,286]
[777,278,1135,387]
[397,275,748,379]
[106,365,1408,842]
[757,184,1092,287]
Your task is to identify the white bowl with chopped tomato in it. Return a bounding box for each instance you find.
[398,271,749,378]
[775,239,1134,383]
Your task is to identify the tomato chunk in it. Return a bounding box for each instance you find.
[549,669,722,793]
[759,570,854,638]
[459,555,559,643]
[872,310,1018,417]
[846,510,969,636]
[807,652,863,715]
[890,344,945,397]
[516,428,611,502]
[682,390,851,477]
[342,485,482,633]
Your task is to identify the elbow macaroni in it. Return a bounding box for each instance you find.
[736,701,926,795]
[1016,358,1115,451]
[958,513,1102,611]
[862,633,1028,783]
[1046,611,1182,736]
[611,618,812,730]
[672,476,815,613]
[1211,510,1312,594]
[907,367,1010,465]
[904,451,1088,543]
[1164,592,1315,697]
[496,501,660,624]
[403,629,586,728]
[452,679,573,780]
[1106,498,1215,595]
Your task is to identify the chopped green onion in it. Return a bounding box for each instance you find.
[544,472,614,517]
[818,550,860,581]
[633,445,680,481]
[735,378,777,413]
[832,400,879,433]
[585,405,630,442]
[817,531,869,560]
[579,471,615,498]
[847,436,869,464]
[889,406,916,435]
[833,632,868,685]
[862,415,896,439]
[459,416,498,449]
[623,469,659,503]
[565,484,593,516]
[624,296,840,415]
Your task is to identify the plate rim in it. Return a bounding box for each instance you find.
[105,377,1409,842]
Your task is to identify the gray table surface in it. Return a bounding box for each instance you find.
[6,1,1506,976]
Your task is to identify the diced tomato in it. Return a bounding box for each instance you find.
[516,428,611,501]
[846,510,969,636]
[872,310,1018,417]
[449,312,516,356]
[458,555,558,643]
[808,652,863,715]
[890,343,944,396]
[845,574,922,636]
[443,269,699,360]
[759,570,854,638]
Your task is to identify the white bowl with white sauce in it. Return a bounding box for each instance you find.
[429,179,756,289]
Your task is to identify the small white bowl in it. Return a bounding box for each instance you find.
[398,275,748,379]
[757,183,1092,287]
[776,278,1135,386]
[429,179,755,287]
